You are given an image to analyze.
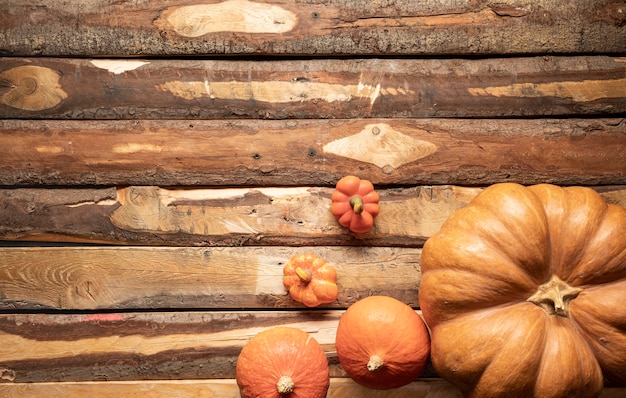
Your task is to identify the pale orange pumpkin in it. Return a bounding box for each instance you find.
[335,295,431,389]
[236,326,330,398]
[419,183,626,398]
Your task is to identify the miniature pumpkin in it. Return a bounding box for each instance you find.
[236,326,330,398]
[331,175,380,233]
[335,295,431,389]
[283,252,339,307]
[418,183,626,398]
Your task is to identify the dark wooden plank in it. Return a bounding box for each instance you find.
[0,311,344,383]
[1,185,625,247]
[1,56,625,119]
[0,246,422,310]
[1,118,625,187]
[0,0,624,56]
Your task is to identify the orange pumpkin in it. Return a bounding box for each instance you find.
[331,175,380,233]
[283,252,338,307]
[335,295,431,389]
[236,326,330,398]
[418,183,626,398]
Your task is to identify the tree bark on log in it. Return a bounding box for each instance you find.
[1,56,625,119]
[1,118,625,187]
[0,0,624,56]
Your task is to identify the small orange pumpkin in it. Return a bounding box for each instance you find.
[236,326,330,398]
[331,175,380,233]
[335,295,431,390]
[283,252,338,307]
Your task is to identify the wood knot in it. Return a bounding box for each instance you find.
[0,65,67,111]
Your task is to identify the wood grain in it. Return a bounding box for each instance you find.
[2,379,462,398]
[0,246,422,310]
[1,56,625,119]
[1,311,625,394]
[0,311,361,382]
[1,118,625,187]
[2,185,625,247]
[1,0,624,56]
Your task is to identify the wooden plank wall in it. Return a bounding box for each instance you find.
[1,0,625,396]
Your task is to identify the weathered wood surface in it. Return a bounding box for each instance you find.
[0,246,421,310]
[0,311,625,395]
[0,379,466,398]
[2,56,626,119]
[0,311,338,383]
[0,185,478,246]
[2,185,626,247]
[3,380,626,398]
[1,0,624,57]
[2,118,625,187]
[0,310,386,382]
[2,380,624,398]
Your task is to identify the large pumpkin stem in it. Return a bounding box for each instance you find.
[349,196,364,215]
[277,375,295,394]
[527,275,582,317]
[367,355,384,371]
[295,267,312,284]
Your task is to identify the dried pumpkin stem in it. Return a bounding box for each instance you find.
[276,375,295,394]
[349,196,364,214]
[367,355,384,371]
[295,267,312,284]
[527,275,582,317]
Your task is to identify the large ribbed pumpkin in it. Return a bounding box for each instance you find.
[236,326,330,398]
[335,295,431,389]
[418,183,626,398]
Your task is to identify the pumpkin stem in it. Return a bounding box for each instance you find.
[367,355,384,372]
[276,375,295,394]
[349,196,364,215]
[295,267,312,284]
[527,275,582,317]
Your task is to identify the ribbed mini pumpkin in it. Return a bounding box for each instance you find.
[236,326,330,398]
[419,183,626,398]
[335,295,431,389]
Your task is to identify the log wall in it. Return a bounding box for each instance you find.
[1,0,625,396]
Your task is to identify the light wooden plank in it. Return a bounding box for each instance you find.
[0,246,421,310]
[1,57,625,119]
[2,185,626,246]
[1,0,624,56]
[0,379,464,398]
[1,118,625,187]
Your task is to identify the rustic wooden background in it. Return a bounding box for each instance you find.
[1,0,625,396]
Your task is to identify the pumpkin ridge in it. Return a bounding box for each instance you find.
[469,203,551,283]
[534,316,603,397]
[419,183,624,397]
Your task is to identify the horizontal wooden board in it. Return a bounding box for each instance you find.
[1,0,624,57]
[1,56,625,119]
[0,379,467,398]
[1,118,625,187]
[0,310,414,383]
[2,380,625,398]
[2,185,626,247]
[0,246,421,310]
[1,311,625,395]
